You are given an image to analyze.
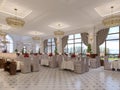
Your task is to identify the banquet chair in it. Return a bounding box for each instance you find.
[74,57,85,74]
[20,57,31,74]
[49,55,57,68]
[90,57,98,68]
[83,57,89,72]
[31,55,40,72]
[61,55,74,71]
[104,56,111,70]
[41,54,49,66]
[38,55,42,64]
[96,56,101,67]
[117,60,120,71]
[56,55,63,67]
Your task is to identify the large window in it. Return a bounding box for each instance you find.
[64,34,87,54]
[6,35,14,53]
[47,38,56,53]
[0,35,13,53]
[100,26,120,60]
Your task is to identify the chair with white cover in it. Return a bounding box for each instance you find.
[49,55,57,68]
[61,55,74,71]
[31,55,40,72]
[41,54,49,66]
[96,56,101,67]
[112,60,118,71]
[9,55,23,71]
[117,60,120,70]
[104,56,111,70]
[83,57,89,72]
[56,55,63,67]
[74,57,84,74]
[37,55,42,64]
[90,57,98,68]
[20,57,31,74]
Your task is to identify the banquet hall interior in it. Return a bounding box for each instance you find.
[0,0,120,90]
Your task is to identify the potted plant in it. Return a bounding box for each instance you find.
[86,44,92,56]
[54,47,58,55]
[87,44,92,53]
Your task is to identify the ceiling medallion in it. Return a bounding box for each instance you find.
[102,6,120,27]
[6,8,25,28]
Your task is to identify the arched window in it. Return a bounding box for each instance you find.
[6,35,14,53]
[64,33,87,54]
[100,26,119,60]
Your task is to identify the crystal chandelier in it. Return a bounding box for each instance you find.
[6,8,25,28]
[32,31,41,41]
[32,36,40,40]
[102,6,120,27]
[54,30,64,37]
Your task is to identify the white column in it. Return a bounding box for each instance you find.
[88,29,97,54]
[56,37,62,54]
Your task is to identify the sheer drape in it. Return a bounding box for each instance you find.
[62,36,68,53]
[44,40,48,53]
[81,32,88,46]
[96,28,109,55]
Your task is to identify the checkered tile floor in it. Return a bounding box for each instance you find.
[0,66,120,90]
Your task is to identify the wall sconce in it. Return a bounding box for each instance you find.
[88,34,93,44]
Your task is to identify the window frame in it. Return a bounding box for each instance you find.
[65,33,87,54]
[47,38,56,53]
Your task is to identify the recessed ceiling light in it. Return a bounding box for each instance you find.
[48,22,69,29]
[28,31,44,35]
[0,24,11,30]
[0,0,32,18]
[95,0,120,17]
